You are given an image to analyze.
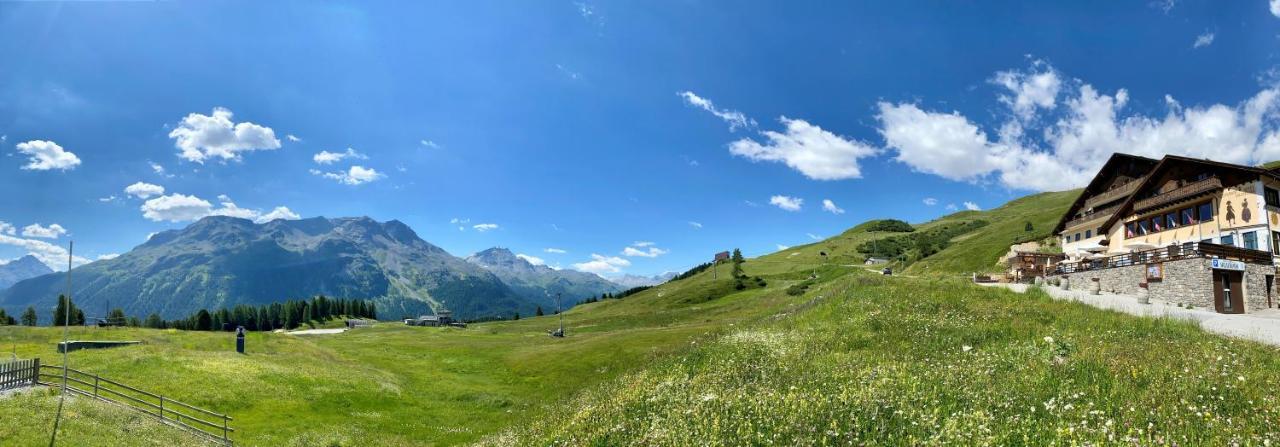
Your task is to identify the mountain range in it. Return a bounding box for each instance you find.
[610,272,678,289]
[465,247,621,310]
[0,255,53,290]
[0,216,541,322]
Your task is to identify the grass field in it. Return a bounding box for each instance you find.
[5,190,1279,446]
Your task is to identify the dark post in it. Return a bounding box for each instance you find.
[235,326,245,354]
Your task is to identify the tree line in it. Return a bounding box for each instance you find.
[0,295,376,331]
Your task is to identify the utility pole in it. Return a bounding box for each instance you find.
[556,292,564,337]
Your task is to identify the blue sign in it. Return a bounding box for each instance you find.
[1211,258,1246,271]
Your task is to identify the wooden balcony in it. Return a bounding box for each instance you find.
[1052,242,1272,275]
[1083,179,1141,210]
[1132,177,1222,213]
[1062,203,1120,231]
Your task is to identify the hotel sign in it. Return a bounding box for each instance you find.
[1210,259,1246,271]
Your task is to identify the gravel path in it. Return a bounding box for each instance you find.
[985,283,1280,348]
[287,328,349,335]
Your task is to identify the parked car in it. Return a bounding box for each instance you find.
[881,268,892,275]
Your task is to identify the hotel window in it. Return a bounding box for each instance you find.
[1151,216,1163,232]
[1245,231,1258,250]
[1272,231,1280,254]
[1138,220,1150,235]
[1125,223,1136,238]
[1180,207,1196,226]
[1197,202,1214,222]
[1085,230,1092,238]
[1165,212,1179,229]
[1267,187,1280,207]
[1221,234,1235,247]
[1074,233,1081,242]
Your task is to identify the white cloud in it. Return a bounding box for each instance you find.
[807,233,821,240]
[257,206,301,223]
[140,193,298,224]
[821,199,845,214]
[769,195,803,211]
[945,203,959,211]
[923,197,938,206]
[313,147,367,165]
[169,107,281,163]
[149,161,174,178]
[124,181,165,199]
[473,223,499,232]
[286,134,302,142]
[1271,0,1280,17]
[877,60,1280,191]
[517,254,546,266]
[96,253,119,261]
[545,248,567,254]
[730,117,876,180]
[776,244,790,251]
[311,165,385,185]
[963,201,982,211]
[1193,31,1216,48]
[678,91,755,131]
[21,223,66,239]
[0,221,13,235]
[451,218,471,231]
[572,253,631,274]
[556,64,583,81]
[632,241,655,247]
[991,61,1061,121]
[688,221,703,229]
[420,139,439,149]
[622,244,668,258]
[98,195,118,203]
[16,140,80,171]
[0,233,89,271]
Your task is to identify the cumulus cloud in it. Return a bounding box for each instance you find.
[572,253,631,274]
[622,243,668,258]
[0,221,13,235]
[313,148,367,165]
[1272,0,1280,17]
[730,117,876,180]
[678,91,755,131]
[688,221,703,229]
[310,165,385,185]
[286,134,302,142]
[964,201,982,211]
[776,244,790,251]
[16,140,80,171]
[877,60,1280,191]
[96,253,119,261]
[124,182,165,199]
[140,193,298,224]
[149,161,174,178]
[21,223,67,239]
[0,233,89,271]
[769,195,803,211]
[821,199,845,214]
[945,203,959,211]
[169,107,281,163]
[923,197,939,206]
[545,248,567,254]
[991,61,1061,121]
[517,254,546,266]
[420,140,439,149]
[1193,31,1216,49]
[473,223,499,232]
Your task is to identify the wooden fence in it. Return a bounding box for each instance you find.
[0,358,38,391]
[37,364,234,446]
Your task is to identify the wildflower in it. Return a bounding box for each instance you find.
[1044,336,1055,344]
[962,345,973,352]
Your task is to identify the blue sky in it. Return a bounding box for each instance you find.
[3,1,1280,276]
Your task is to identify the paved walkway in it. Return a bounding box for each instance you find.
[984,283,1280,348]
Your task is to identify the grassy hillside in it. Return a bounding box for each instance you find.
[485,275,1280,445]
[905,189,1079,275]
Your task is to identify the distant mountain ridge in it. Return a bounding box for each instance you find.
[0,255,53,291]
[610,272,677,289]
[0,216,534,322]
[465,247,621,309]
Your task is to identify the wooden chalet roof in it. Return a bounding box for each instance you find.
[1052,153,1159,234]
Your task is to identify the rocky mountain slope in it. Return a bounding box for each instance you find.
[465,247,620,310]
[0,216,533,322]
[0,255,53,291]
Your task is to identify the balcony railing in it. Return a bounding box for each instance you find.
[1062,203,1121,231]
[1083,179,1142,210]
[1052,241,1272,275]
[1132,177,1222,212]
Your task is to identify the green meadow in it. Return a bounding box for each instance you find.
[4,190,1280,446]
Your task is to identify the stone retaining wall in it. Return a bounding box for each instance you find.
[1048,258,1274,312]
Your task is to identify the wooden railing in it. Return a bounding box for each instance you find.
[1062,203,1122,231]
[38,365,234,446]
[1133,177,1222,212]
[1083,179,1142,210]
[0,358,38,391]
[1053,242,1272,274]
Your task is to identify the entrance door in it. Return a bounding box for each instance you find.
[1213,271,1245,314]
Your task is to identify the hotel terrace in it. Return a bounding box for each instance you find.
[1050,153,1280,314]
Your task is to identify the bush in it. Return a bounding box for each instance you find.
[862,219,915,232]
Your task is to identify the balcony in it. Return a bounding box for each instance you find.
[1052,241,1272,275]
[1062,203,1121,231]
[1083,179,1142,210]
[1132,177,1222,213]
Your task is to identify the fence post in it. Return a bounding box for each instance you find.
[223,414,229,443]
[93,374,100,398]
[159,396,165,421]
[31,358,39,386]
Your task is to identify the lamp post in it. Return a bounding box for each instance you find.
[556,292,564,337]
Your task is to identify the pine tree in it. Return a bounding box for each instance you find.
[536,306,544,316]
[21,307,37,326]
[731,248,745,278]
[195,309,213,331]
[145,313,163,329]
[53,295,82,326]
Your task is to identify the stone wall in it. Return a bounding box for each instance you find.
[1049,258,1275,312]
